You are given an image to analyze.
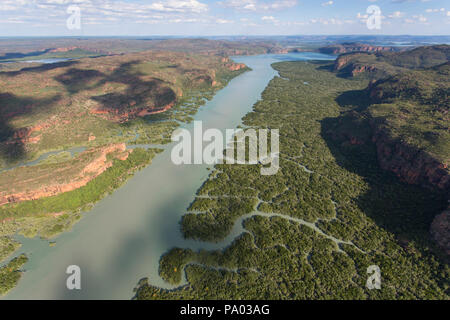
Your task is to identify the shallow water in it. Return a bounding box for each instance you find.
[4,52,335,300]
[24,58,71,64]
[2,58,71,64]
[0,147,86,173]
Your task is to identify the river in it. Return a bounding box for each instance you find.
[4,52,335,300]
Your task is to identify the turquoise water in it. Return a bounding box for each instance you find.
[4,52,335,300]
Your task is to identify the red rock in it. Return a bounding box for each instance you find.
[0,144,132,206]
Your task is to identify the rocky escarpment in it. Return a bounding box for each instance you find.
[227,62,246,71]
[372,126,449,190]
[90,100,176,122]
[371,123,450,255]
[336,115,450,254]
[332,51,450,254]
[0,143,131,206]
[320,43,396,55]
[333,53,387,78]
[334,45,450,79]
[334,54,358,70]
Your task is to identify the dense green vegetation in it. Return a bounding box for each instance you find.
[0,254,27,296]
[135,61,449,300]
[0,237,20,262]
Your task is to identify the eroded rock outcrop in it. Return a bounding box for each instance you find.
[227,63,246,71]
[334,54,382,77]
[371,125,450,254]
[320,43,396,55]
[372,127,450,190]
[0,143,131,206]
[90,101,176,122]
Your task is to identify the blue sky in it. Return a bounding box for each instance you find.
[0,0,449,36]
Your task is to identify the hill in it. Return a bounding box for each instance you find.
[330,45,449,254]
[0,50,246,167]
[334,45,450,78]
[319,42,397,55]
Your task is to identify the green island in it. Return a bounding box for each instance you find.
[0,255,28,296]
[135,58,449,300]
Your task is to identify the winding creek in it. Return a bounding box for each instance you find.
[4,52,336,300]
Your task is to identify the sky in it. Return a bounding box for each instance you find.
[0,0,449,36]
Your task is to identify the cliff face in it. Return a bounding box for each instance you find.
[334,45,450,79]
[90,100,176,122]
[0,143,131,206]
[320,43,396,55]
[371,124,449,255]
[227,63,246,71]
[372,127,450,190]
[332,47,450,254]
[333,54,381,77]
[334,54,357,70]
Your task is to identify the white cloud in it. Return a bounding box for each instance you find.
[425,7,446,13]
[148,0,208,13]
[388,11,404,18]
[321,1,333,7]
[413,14,427,22]
[262,15,276,21]
[405,14,428,24]
[220,0,297,12]
[0,0,211,28]
[309,17,353,25]
[216,18,234,24]
[356,12,368,19]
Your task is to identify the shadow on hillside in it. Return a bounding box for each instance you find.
[313,62,335,72]
[1,60,79,77]
[0,61,74,165]
[54,68,105,94]
[320,114,448,251]
[0,49,53,61]
[0,93,61,164]
[335,89,372,112]
[54,60,177,115]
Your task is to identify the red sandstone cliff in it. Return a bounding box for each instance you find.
[0,143,131,206]
[333,54,382,77]
[90,101,176,122]
[227,63,246,71]
[370,123,450,254]
[372,127,450,190]
[320,43,396,55]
